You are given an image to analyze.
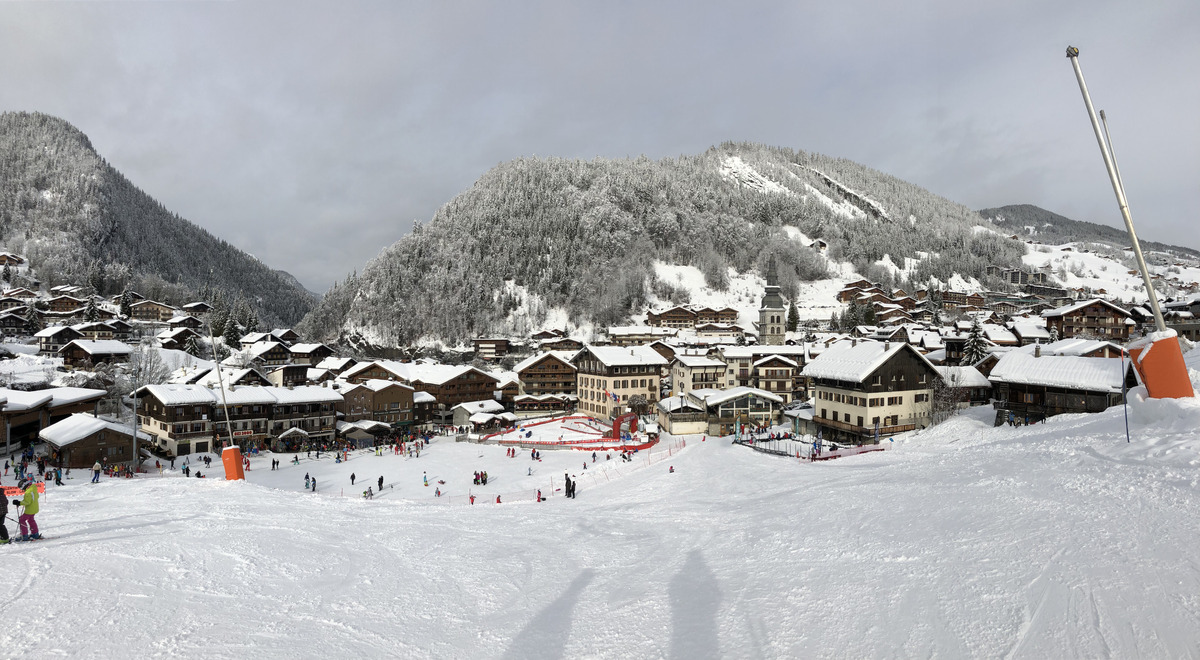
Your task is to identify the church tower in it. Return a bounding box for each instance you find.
[759,255,786,345]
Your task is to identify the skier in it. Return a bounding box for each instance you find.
[669,465,675,473]
[495,495,501,504]
[423,472,428,487]
[13,477,40,541]
[592,451,597,463]
[54,468,62,486]
[0,490,8,544]
[536,489,542,502]
[92,461,102,483]
[378,475,384,491]
[311,477,317,492]
[305,474,311,489]
[435,487,441,497]
[527,467,532,476]
[351,473,356,485]
[469,494,476,505]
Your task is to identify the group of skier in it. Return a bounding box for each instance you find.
[1,476,41,543]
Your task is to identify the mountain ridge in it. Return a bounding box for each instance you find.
[0,111,315,326]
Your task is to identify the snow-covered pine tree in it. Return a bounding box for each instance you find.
[84,297,100,322]
[183,334,202,358]
[119,289,133,319]
[1048,325,1060,343]
[786,302,799,332]
[962,318,989,365]
[1,264,10,284]
[223,318,242,351]
[24,304,42,331]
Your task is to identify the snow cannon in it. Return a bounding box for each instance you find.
[222,445,246,481]
[1126,330,1194,399]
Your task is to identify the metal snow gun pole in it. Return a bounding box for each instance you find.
[1065,46,1194,399]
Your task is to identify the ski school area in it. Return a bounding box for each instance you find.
[124,415,693,505]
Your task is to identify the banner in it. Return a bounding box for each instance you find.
[3,483,46,497]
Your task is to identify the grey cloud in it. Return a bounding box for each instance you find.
[1,1,1197,292]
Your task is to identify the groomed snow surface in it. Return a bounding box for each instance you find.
[5,393,1200,658]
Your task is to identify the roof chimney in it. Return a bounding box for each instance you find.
[884,341,890,351]
[852,338,857,347]
[1034,344,1041,358]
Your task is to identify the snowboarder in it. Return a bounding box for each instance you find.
[311,477,317,492]
[351,473,356,485]
[54,468,62,486]
[13,477,40,541]
[592,451,597,463]
[92,461,102,483]
[536,489,542,502]
[305,474,311,489]
[669,465,674,473]
[423,472,428,487]
[378,476,384,491]
[495,495,501,504]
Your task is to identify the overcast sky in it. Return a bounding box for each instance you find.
[2,1,1197,292]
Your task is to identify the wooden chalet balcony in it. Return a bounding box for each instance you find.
[814,415,916,437]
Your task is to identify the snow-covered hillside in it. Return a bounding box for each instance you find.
[5,383,1200,657]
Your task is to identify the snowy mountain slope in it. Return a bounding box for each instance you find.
[980,204,1200,261]
[6,386,1200,657]
[0,112,315,325]
[298,142,1026,348]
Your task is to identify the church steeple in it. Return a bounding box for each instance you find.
[759,255,786,345]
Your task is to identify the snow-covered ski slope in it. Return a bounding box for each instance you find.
[4,391,1200,658]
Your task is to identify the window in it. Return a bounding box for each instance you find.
[914,393,929,403]
[871,375,882,386]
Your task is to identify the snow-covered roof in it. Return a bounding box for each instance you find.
[579,345,669,368]
[336,419,390,434]
[288,343,329,354]
[981,325,1019,345]
[452,399,505,414]
[1011,323,1050,340]
[278,427,309,439]
[657,396,706,413]
[674,355,726,369]
[0,388,54,411]
[512,351,578,374]
[469,412,498,424]
[801,339,932,383]
[156,327,195,340]
[719,345,810,359]
[413,391,436,404]
[1016,338,1125,358]
[62,340,132,355]
[269,386,343,405]
[344,360,495,387]
[46,387,107,407]
[247,341,286,357]
[1043,298,1130,318]
[212,387,278,406]
[989,352,1129,393]
[240,332,274,344]
[316,356,355,371]
[753,355,797,368]
[34,325,79,338]
[357,378,413,393]
[934,366,992,389]
[40,413,152,447]
[606,326,677,337]
[139,384,218,406]
[690,386,784,407]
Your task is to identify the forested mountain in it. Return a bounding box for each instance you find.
[978,204,1200,260]
[299,142,1027,348]
[0,112,315,326]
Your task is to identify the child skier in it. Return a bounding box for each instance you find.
[13,477,40,541]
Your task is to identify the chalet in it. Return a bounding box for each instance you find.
[752,355,799,404]
[540,337,583,352]
[157,327,199,351]
[59,339,132,369]
[1043,299,1133,341]
[46,295,86,314]
[168,314,203,330]
[130,300,178,322]
[472,337,511,361]
[694,323,745,339]
[338,379,415,426]
[3,288,37,300]
[39,413,153,468]
[513,393,577,418]
[413,391,437,426]
[74,321,115,341]
[0,386,109,451]
[801,339,941,443]
[451,399,506,427]
[34,326,84,356]
[494,373,520,408]
[266,365,309,388]
[341,361,500,410]
[1032,338,1126,359]
[181,301,213,316]
[0,311,32,336]
[717,345,810,400]
[988,349,1136,425]
[530,329,566,342]
[0,253,25,266]
[187,367,273,388]
[265,386,341,449]
[0,297,25,312]
[306,368,336,385]
[315,356,357,375]
[647,306,697,328]
[135,384,219,457]
[647,340,678,363]
[239,332,281,349]
[271,328,301,344]
[513,351,578,396]
[1010,322,1050,346]
[244,341,291,367]
[210,385,277,448]
[605,325,677,347]
[981,324,1020,347]
[572,345,667,419]
[287,343,335,366]
[106,319,134,341]
[670,355,727,396]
